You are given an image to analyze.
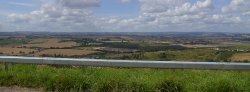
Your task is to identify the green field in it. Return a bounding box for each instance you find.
[117,49,244,62]
[0,39,27,46]
[0,64,249,92]
[229,43,250,50]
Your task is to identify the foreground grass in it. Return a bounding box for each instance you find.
[0,64,250,92]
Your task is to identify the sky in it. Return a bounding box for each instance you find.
[0,0,250,32]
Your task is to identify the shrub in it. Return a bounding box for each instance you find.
[140,45,187,52]
[0,74,15,86]
[44,77,90,92]
[202,80,242,92]
[156,80,183,92]
[97,80,124,92]
[125,82,150,92]
[103,42,140,49]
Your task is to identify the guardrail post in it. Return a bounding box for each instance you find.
[3,62,8,71]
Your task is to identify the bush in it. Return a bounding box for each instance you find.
[140,45,187,52]
[0,74,15,86]
[103,42,140,49]
[45,76,90,92]
[97,80,124,92]
[214,51,235,62]
[126,82,150,92]
[156,80,183,92]
[202,80,242,92]
[97,81,150,92]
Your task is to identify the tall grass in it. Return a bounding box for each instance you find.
[0,63,249,92]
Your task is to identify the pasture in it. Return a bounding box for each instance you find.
[231,53,250,62]
[35,49,97,57]
[24,38,79,48]
[0,47,36,55]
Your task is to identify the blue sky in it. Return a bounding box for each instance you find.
[0,0,140,17]
[0,0,40,13]
[0,0,227,16]
[0,0,250,32]
[93,0,140,17]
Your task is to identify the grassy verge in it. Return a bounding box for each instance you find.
[0,63,249,92]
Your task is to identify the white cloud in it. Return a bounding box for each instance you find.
[203,14,241,24]
[8,2,35,7]
[96,0,247,32]
[56,0,100,9]
[222,0,250,13]
[93,0,246,32]
[139,0,212,15]
[3,0,250,32]
[135,0,214,25]
[139,0,186,13]
[7,0,100,32]
[243,11,250,16]
[118,0,132,3]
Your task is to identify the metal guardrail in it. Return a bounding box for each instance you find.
[0,56,250,70]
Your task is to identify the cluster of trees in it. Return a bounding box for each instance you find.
[119,52,174,60]
[213,51,235,62]
[40,54,87,58]
[140,45,187,52]
[102,42,140,49]
[102,42,187,52]
[40,54,66,57]
[120,53,144,60]
[71,38,97,46]
[19,51,25,54]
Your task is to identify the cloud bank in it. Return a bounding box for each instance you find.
[2,0,250,32]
